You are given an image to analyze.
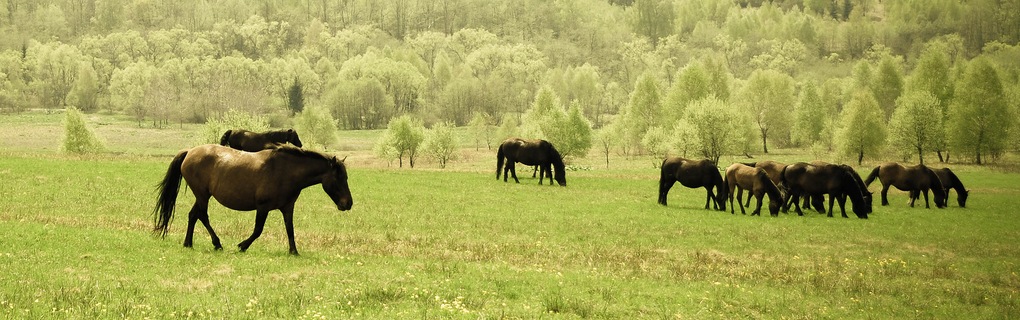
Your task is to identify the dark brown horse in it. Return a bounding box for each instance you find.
[658,157,726,211]
[496,138,566,186]
[153,144,353,255]
[933,168,968,207]
[220,129,303,152]
[725,163,783,216]
[864,162,946,209]
[781,162,869,218]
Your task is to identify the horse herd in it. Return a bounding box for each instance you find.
[151,130,969,255]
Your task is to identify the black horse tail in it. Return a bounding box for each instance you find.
[219,130,232,146]
[496,145,505,180]
[154,149,188,238]
[864,166,880,187]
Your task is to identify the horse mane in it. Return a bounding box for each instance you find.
[838,167,867,206]
[272,145,332,162]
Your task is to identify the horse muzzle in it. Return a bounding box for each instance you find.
[337,197,353,211]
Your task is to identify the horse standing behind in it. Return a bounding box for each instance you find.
[496,138,566,186]
[864,162,946,209]
[933,168,968,207]
[658,157,726,211]
[153,144,353,255]
[739,161,788,208]
[725,163,783,216]
[781,162,869,218]
[220,129,303,152]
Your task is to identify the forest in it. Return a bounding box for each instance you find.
[1,0,1019,164]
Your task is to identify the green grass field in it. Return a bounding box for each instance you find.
[1,112,1018,319]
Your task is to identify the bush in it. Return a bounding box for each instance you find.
[62,107,105,154]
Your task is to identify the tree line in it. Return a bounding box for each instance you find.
[3,0,1019,165]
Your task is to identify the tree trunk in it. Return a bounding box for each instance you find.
[857,150,864,165]
[917,147,924,165]
[937,150,944,162]
[761,132,769,154]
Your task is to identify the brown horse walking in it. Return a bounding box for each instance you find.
[153,144,353,255]
[864,162,946,209]
[496,138,566,186]
[658,157,726,211]
[725,163,783,216]
[220,129,303,152]
[781,162,869,218]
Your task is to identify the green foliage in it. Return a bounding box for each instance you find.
[835,90,886,165]
[791,82,827,147]
[740,69,795,153]
[549,102,594,160]
[66,63,99,113]
[61,107,105,154]
[202,109,270,144]
[375,115,425,168]
[631,0,676,47]
[888,91,943,164]
[620,73,662,152]
[948,58,1010,164]
[287,79,304,114]
[422,122,458,169]
[293,104,338,150]
[872,55,905,120]
[466,112,495,151]
[681,97,749,164]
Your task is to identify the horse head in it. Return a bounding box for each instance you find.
[322,156,353,211]
[958,189,969,208]
[287,129,304,148]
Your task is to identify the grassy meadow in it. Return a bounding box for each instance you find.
[1,111,1018,319]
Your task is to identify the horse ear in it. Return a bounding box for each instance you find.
[341,156,348,163]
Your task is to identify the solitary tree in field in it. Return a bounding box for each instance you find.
[422,122,458,169]
[467,112,494,150]
[947,58,1010,164]
[547,102,594,160]
[62,107,105,154]
[888,91,942,164]
[872,55,905,120]
[835,90,886,165]
[376,115,426,168]
[620,73,662,152]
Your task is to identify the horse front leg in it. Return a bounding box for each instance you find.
[736,188,746,215]
[238,209,270,252]
[281,204,299,256]
[922,189,931,208]
[836,195,848,218]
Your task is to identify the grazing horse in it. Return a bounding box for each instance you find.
[781,162,869,219]
[725,163,783,216]
[658,157,726,211]
[496,138,566,186]
[220,129,303,152]
[153,144,353,255]
[739,161,787,208]
[933,168,968,207]
[864,162,946,209]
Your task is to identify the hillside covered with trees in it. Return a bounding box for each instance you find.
[1,0,1018,164]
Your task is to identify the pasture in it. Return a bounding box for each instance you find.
[0,112,1018,319]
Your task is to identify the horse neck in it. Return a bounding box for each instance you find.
[840,173,865,205]
[945,171,965,192]
[760,174,782,201]
[277,152,332,187]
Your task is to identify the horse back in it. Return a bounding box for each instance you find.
[180,145,269,205]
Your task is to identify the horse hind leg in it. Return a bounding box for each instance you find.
[238,210,270,252]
